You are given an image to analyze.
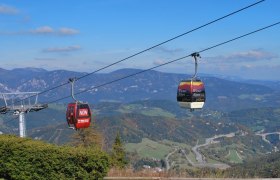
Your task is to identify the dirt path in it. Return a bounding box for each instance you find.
[165,148,178,170]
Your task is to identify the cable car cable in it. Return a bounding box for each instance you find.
[75,0,265,81]
[45,21,280,104]
[198,22,280,54]
[13,0,265,105]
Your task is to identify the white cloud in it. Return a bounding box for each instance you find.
[237,64,280,80]
[0,4,19,15]
[29,26,79,36]
[58,28,79,35]
[42,45,81,53]
[30,26,54,34]
[30,26,79,36]
[153,59,165,65]
[0,26,79,36]
[206,49,278,63]
[198,59,280,80]
[34,57,57,61]
[153,46,184,55]
[226,49,278,61]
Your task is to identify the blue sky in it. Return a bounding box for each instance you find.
[0,0,279,80]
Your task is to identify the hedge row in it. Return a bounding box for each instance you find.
[0,135,109,180]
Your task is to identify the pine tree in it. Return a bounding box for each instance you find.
[71,123,104,149]
[111,132,127,168]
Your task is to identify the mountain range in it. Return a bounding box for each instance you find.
[0,67,279,112]
[0,67,279,169]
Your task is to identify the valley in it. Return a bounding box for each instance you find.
[0,68,279,173]
[126,128,279,171]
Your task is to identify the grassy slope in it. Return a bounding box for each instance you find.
[226,149,243,163]
[126,138,172,159]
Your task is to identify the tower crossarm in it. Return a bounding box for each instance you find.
[0,92,48,138]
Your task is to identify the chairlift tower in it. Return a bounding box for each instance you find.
[0,92,47,138]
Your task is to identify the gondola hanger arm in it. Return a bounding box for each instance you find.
[191,52,201,79]
[69,77,78,102]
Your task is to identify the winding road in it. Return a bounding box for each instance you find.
[256,131,280,144]
[164,133,235,170]
[190,133,234,169]
[165,131,280,169]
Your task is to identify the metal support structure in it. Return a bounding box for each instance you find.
[191,52,201,79]
[0,92,47,138]
[69,78,78,102]
[2,94,7,106]
[19,111,26,138]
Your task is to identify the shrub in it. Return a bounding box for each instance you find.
[0,135,109,179]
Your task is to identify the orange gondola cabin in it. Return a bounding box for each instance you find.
[66,102,92,129]
[177,79,205,110]
[177,52,205,111]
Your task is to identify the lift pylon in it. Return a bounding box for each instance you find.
[0,92,47,138]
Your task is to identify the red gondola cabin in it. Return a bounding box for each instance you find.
[66,102,92,129]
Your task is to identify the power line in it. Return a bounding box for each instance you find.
[46,21,280,104]
[14,0,265,104]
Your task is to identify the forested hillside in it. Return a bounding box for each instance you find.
[224,151,280,178]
